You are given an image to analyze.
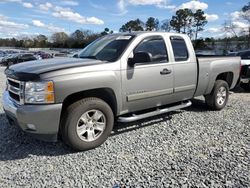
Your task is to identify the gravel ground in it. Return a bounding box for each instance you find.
[0,67,249,187]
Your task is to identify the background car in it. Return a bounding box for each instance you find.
[228,50,250,90]
[1,53,37,66]
[33,51,53,59]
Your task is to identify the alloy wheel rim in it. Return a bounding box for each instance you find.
[216,86,227,105]
[76,109,106,142]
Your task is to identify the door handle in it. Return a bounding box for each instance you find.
[160,69,172,75]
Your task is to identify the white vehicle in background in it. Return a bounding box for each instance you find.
[228,50,250,91]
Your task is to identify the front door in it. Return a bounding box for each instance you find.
[121,35,174,113]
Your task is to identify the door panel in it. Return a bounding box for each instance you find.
[121,35,175,113]
[122,64,174,112]
[170,36,197,101]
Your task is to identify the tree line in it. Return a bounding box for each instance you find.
[0,28,113,49]
[0,1,249,51]
[120,8,207,42]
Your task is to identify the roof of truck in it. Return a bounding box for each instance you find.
[112,31,187,36]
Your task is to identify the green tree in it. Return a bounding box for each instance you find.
[101,28,113,35]
[170,9,193,34]
[69,29,85,48]
[71,29,85,41]
[51,32,69,47]
[36,34,48,48]
[242,2,250,48]
[182,9,193,34]
[170,9,184,33]
[193,9,207,41]
[145,17,159,31]
[120,19,144,32]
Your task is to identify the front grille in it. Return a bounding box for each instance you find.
[7,78,24,104]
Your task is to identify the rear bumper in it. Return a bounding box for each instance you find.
[3,91,62,142]
[241,78,250,84]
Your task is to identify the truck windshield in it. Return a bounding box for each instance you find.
[79,35,135,62]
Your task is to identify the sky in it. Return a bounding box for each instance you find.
[0,0,249,38]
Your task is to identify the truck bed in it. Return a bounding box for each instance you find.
[194,56,241,97]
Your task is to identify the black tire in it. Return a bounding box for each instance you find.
[205,80,229,110]
[61,97,114,151]
[240,81,250,91]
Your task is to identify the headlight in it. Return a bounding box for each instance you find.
[25,81,55,104]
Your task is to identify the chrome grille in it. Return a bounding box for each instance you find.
[7,78,24,104]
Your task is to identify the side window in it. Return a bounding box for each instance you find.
[241,51,250,60]
[170,36,189,62]
[134,37,168,63]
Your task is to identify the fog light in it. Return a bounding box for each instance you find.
[27,124,36,131]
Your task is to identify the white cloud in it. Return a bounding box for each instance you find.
[22,2,33,8]
[179,0,208,11]
[128,0,166,6]
[232,21,249,30]
[61,0,78,6]
[1,0,35,9]
[0,14,29,37]
[0,0,21,2]
[0,15,8,20]
[0,31,37,38]
[205,14,219,22]
[117,0,128,15]
[116,0,175,15]
[39,2,53,11]
[52,6,104,25]
[157,4,176,9]
[32,19,66,33]
[206,27,220,33]
[32,20,45,27]
[128,0,174,9]
[230,11,242,21]
[46,25,66,33]
[0,16,28,30]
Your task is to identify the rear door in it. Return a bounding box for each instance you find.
[121,35,174,113]
[169,36,197,101]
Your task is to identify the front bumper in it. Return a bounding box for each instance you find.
[3,91,62,142]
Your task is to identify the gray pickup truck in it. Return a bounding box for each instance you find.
[3,32,240,151]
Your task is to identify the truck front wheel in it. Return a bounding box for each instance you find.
[205,80,229,110]
[61,97,114,151]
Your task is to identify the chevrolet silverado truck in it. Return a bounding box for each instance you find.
[3,32,240,151]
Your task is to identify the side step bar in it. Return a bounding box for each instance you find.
[118,100,192,123]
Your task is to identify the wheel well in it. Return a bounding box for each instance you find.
[216,72,234,88]
[61,88,118,116]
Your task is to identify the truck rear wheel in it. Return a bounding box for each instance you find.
[205,80,229,110]
[61,97,114,151]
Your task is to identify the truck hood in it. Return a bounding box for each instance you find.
[5,58,105,81]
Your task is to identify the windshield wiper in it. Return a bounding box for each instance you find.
[79,55,98,60]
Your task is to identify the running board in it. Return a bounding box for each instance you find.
[118,100,192,123]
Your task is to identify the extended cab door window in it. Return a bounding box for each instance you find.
[170,36,189,62]
[133,36,168,64]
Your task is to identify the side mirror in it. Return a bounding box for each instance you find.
[73,54,79,58]
[128,52,152,67]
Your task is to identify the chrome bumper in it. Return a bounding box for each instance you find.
[3,91,62,142]
[241,78,250,84]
